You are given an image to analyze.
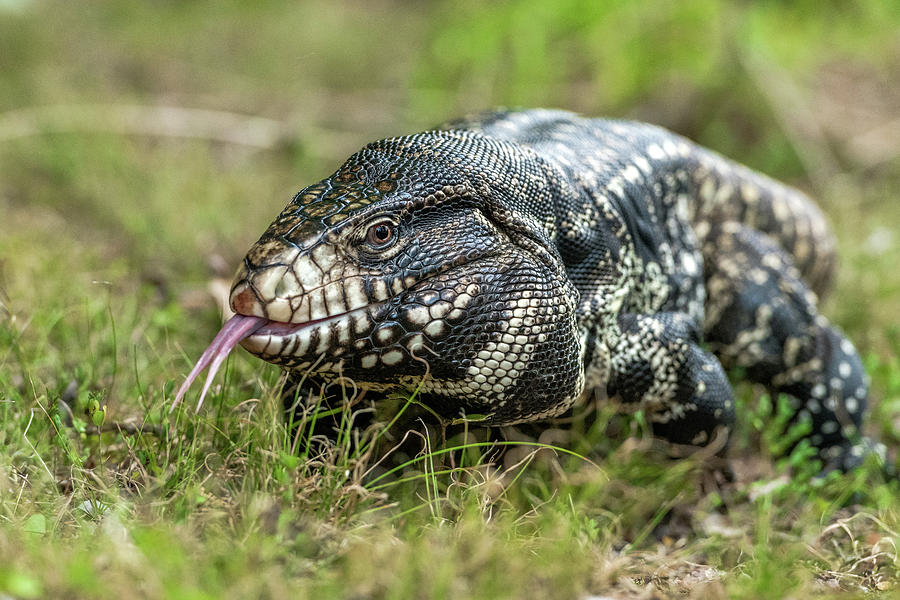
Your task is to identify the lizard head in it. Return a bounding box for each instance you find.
[180,130,585,424]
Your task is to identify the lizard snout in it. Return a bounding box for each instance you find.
[230,259,300,323]
[230,284,261,317]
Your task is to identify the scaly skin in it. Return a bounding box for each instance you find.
[228,109,870,470]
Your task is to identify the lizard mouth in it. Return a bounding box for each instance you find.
[172,307,375,413]
[239,304,374,356]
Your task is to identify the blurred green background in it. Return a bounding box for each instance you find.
[0,2,899,598]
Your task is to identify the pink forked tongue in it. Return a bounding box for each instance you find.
[172,314,267,414]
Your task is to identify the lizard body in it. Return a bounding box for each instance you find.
[222,109,869,470]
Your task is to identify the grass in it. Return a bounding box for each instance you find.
[1,0,899,597]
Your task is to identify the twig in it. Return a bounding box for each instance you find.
[0,104,292,148]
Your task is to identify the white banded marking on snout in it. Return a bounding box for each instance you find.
[310,244,339,281]
[249,265,293,321]
[335,319,351,346]
[240,305,377,360]
[305,288,329,321]
[284,276,374,328]
[315,327,332,355]
[250,251,301,300]
[352,311,372,335]
[323,282,348,316]
[273,269,301,299]
[390,277,405,295]
[371,279,390,302]
[344,277,368,311]
[294,254,322,290]
[295,329,314,356]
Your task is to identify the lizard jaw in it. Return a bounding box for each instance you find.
[239,303,379,364]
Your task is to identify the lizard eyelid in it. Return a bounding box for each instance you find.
[363,219,398,250]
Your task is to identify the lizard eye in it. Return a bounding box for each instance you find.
[365,221,396,248]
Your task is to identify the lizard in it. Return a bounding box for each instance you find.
[176,109,874,472]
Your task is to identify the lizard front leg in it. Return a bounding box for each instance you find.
[607,312,735,450]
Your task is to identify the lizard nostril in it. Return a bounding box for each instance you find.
[231,285,262,317]
[275,279,290,298]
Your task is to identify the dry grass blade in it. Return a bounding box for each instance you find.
[0,104,291,148]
